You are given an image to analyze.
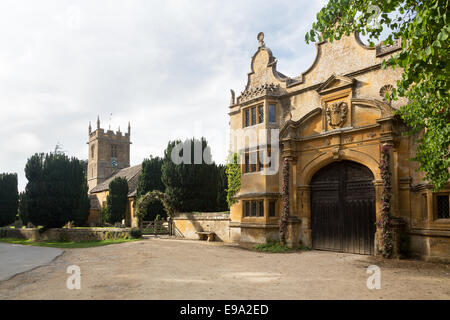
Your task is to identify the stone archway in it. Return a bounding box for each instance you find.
[310,160,376,255]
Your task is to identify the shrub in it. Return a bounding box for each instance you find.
[255,241,293,253]
[137,156,167,220]
[255,240,311,253]
[296,243,312,251]
[130,228,142,239]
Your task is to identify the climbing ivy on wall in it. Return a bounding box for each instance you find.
[225,153,241,208]
[378,144,393,258]
[280,158,290,245]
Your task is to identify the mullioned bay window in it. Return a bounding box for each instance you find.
[243,104,264,128]
[243,199,277,218]
[243,146,272,173]
[243,200,265,217]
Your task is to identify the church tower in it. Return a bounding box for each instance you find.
[87,116,131,191]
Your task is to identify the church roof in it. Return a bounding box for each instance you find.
[90,164,142,197]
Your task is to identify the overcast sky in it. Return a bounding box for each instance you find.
[0,0,328,191]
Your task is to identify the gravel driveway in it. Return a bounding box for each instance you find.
[0,238,449,300]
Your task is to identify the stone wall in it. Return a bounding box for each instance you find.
[172,213,231,242]
[409,231,450,263]
[0,227,133,241]
[239,224,279,244]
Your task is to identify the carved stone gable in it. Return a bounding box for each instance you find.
[236,33,292,105]
[316,75,355,96]
[239,83,281,103]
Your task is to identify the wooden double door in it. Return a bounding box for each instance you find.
[310,161,376,255]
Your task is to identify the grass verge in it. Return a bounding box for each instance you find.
[254,240,311,253]
[0,238,141,249]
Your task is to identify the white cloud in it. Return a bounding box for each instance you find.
[0,0,326,190]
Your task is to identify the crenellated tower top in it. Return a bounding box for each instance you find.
[87,116,132,191]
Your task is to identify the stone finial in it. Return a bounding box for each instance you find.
[257,32,265,48]
[230,89,235,106]
[128,121,131,135]
[118,126,121,133]
[88,121,92,134]
[97,116,100,129]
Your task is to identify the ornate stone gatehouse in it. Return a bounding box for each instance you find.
[228,33,450,261]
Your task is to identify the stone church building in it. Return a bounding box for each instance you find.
[87,117,141,227]
[228,33,450,261]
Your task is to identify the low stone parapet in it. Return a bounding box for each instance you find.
[172,212,231,242]
[0,227,133,241]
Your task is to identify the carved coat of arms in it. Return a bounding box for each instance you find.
[326,101,348,128]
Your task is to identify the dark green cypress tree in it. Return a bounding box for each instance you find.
[0,173,19,227]
[42,153,73,227]
[107,177,129,224]
[136,156,166,220]
[161,138,221,213]
[161,140,183,211]
[25,153,46,227]
[71,158,90,226]
[25,152,90,229]
[216,165,228,212]
[18,192,29,225]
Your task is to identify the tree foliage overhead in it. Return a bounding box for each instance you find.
[25,153,90,229]
[136,156,167,220]
[107,176,129,224]
[306,0,449,190]
[0,173,19,227]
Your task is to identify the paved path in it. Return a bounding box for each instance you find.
[0,243,63,281]
[0,238,449,299]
